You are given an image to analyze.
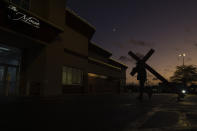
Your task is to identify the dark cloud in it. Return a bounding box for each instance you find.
[163,68,174,73]
[193,42,197,47]
[164,68,171,72]
[190,39,197,47]
[166,65,172,68]
[114,42,125,48]
[112,39,154,49]
[129,39,154,47]
[119,52,144,63]
[186,57,192,62]
[184,28,192,33]
[174,48,181,52]
[135,52,144,59]
[118,56,133,63]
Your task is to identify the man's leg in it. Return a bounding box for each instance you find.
[138,80,145,100]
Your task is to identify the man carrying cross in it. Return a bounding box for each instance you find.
[129,49,170,100]
[129,49,159,101]
[132,60,150,100]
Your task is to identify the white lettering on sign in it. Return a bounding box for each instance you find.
[8,5,40,28]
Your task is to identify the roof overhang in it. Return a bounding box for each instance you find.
[109,58,128,69]
[89,42,112,58]
[66,8,96,39]
[88,57,121,70]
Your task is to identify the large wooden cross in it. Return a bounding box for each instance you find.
[128,49,169,84]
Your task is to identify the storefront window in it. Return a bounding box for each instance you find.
[62,66,83,85]
[10,0,30,10]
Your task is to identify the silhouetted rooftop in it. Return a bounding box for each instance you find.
[66,8,96,39]
[109,58,128,69]
[89,41,112,58]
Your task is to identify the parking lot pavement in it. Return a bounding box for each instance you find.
[0,93,182,130]
[123,94,197,131]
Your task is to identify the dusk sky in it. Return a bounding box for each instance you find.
[67,0,197,85]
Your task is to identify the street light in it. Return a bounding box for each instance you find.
[179,53,186,66]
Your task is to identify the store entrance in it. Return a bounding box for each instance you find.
[0,65,19,96]
[0,44,21,96]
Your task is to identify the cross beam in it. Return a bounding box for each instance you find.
[145,64,168,84]
[129,49,154,76]
[128,49,169,84]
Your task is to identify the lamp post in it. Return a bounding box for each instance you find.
[179,53,186,66]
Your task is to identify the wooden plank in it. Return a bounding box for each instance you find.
[128,51,141,61]
[128,49,169,84]
[142,49,155,62]
[129,49,154,76]
[145,64,169,84]
[130,67,138,76]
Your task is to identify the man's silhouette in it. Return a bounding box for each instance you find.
[132,60,152,100]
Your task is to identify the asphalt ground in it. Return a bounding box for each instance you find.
[0,93,197,131]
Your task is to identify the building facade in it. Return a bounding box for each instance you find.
[88,42,127,93]
[0,0,127,97]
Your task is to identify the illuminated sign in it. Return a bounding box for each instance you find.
[8,5,40,28]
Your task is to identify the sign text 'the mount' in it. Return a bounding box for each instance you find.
[8,5,40,28]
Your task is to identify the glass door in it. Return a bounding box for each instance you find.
[0,44,21,96]
[7,66,18,96]
[0,65,19,96]
[0,66,5,95]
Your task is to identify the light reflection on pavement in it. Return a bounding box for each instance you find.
[124,94,197,131]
